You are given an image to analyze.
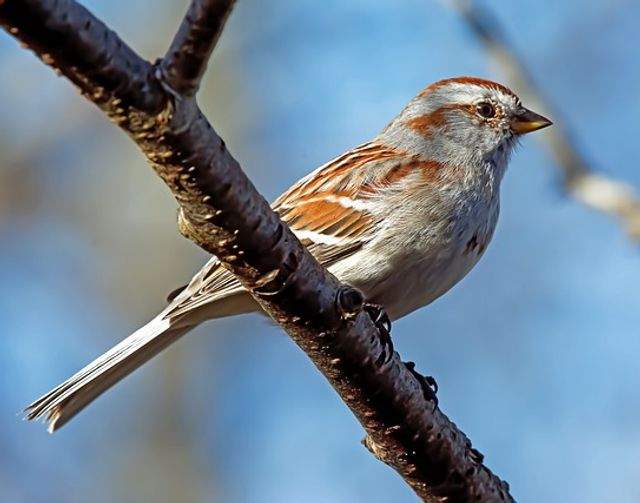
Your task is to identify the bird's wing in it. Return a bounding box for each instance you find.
[166,142,412,318]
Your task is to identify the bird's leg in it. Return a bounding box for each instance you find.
[404,361,438,410]
[363,303,394,365]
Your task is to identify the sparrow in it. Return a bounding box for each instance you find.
[26,76,551,431]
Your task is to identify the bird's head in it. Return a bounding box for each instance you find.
[380,76,552,170]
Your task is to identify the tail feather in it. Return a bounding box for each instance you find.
[25,316,191,432]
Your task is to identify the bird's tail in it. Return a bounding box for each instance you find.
[25,314,193,432]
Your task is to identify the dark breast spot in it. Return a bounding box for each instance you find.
[464,233,487,256]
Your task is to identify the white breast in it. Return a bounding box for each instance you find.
[329,174,501,321]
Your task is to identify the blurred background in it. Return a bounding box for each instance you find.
[1,0,640,501]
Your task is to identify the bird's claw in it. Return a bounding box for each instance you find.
[363,303,394,365]
[404,361,438,410]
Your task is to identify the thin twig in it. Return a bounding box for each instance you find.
[0,1,514,500]
[442,0,640,240]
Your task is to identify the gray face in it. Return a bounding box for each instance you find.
[377,78,551,175]
[426,82,522,162]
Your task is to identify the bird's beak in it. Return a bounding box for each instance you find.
[511,108,553,135]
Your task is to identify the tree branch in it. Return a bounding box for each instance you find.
[0,1,514,501]
[442,0,640,240]
[0,0,165,112]
[160,0,236,96]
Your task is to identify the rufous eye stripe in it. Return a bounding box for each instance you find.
[406,104,477,137]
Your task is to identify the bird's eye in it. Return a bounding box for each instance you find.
[476,102,495,118]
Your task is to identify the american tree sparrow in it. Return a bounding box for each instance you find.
[26,77,551,431]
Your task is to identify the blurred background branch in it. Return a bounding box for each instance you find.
[441,0,640,240]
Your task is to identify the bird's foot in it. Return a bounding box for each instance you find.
[363,303,394,365]
[404,361,438,410]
